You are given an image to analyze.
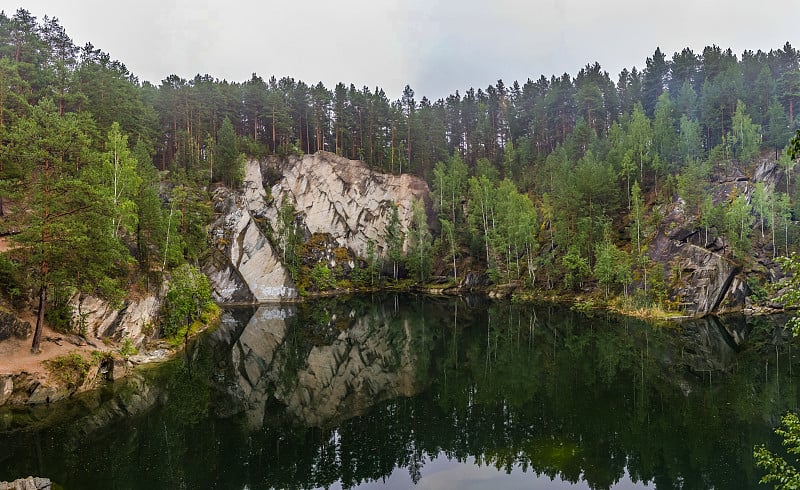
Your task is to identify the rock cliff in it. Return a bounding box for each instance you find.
[0,477,51,490]
[205,151,429,302]
[647,164,768,316]
[205,186,296,302]
[264,152,430,257]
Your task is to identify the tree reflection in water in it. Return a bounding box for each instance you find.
[0,295,796,490]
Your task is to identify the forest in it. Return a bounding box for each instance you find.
[1,8,800,345]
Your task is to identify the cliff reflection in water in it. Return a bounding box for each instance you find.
[0,295,798,490]
[209,297,428,429]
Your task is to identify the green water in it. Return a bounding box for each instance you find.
[0,295,797,489]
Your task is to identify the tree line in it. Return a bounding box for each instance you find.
[1,8,800,330]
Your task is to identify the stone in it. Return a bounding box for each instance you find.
[669,242,741,316]
[461,271,488,289]
[205,186,296,302]
[0,311,31,341]
[0,477,51,490]
[0,376,12,405]
[26,384,69,405]
[70,293,161,349]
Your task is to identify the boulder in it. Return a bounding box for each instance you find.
[71,293,160,348]
[0,311,31,341]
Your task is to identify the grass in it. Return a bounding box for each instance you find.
[44,353,90,390]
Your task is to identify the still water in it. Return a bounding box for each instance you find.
[0,295,797,489]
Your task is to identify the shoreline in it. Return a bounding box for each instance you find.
[0,287,777,408]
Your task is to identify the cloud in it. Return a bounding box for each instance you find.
[7,0,799,101]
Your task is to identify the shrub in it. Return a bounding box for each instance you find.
[45,353,90,390]
[161,264,213,338]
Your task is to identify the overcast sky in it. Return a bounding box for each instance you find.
[7,0,798,101]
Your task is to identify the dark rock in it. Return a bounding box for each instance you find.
[0,311,31,341]
[461,271,488,289]
[668,222,698,242]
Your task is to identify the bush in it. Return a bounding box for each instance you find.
[45,353,90,389]
[161,265,213,338]
[309,263,336,291]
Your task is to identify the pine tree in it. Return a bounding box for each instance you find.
[214,116,243,187]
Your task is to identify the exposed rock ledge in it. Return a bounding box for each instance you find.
[0,477,51,490]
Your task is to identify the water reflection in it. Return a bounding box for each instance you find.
[0,295,797,490]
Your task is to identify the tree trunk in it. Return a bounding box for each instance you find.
[31,284,46,353]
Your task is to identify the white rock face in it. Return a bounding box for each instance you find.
[207,151,428,303]
[71,294,161,347]
[266,151,430,257]
[207,188,297,302]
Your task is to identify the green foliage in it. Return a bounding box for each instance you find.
[730,100,761,163]
[594,240,632,298]
[678,115,703,163]
[119,336,137,358]
[790,130,800,161]
[214,116,244,187]
[775,254,800,335]
[724,193,754,258]
[309,263,336,291]
[432,153,468,223]
[164,185,213,265]
[652,92,679,174]
[44,293,74,333]
[766,100,791,158]
[0,253,20,299]
[275,196,302,278]
[755,413,800,489]
[100,122,142,238]
[406,198,432,282]
[162,264,213,339]
[562,246,590,290]
[385,202,405,280]
[676,159,711,218]
[45,353,90,390]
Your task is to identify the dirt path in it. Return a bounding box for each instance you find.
[0,310,112,376]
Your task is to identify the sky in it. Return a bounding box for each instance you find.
[7,0,798,101]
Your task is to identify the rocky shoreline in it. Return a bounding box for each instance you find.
[0,477,51,490]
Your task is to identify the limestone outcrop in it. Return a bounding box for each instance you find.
[648,177,749,316]
[264,151,430,257]
[206,184,296,302]
[205,151,429,303]
[0,477,51,490]
[70,293,160,347]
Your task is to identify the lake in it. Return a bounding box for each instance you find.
[0,294,796,489]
